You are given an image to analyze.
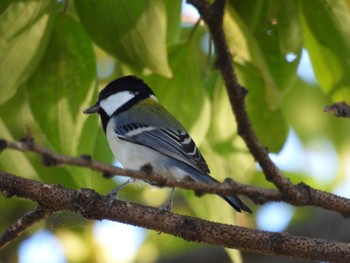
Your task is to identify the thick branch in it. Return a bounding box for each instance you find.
[1,170,350,262]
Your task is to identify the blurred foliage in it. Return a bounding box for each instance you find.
[0,0,350,262]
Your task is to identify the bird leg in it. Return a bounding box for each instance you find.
[158,187,175,212]
[107,178,134,207]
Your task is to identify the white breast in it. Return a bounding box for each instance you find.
[105,120,189,180]
[106,120,164,170]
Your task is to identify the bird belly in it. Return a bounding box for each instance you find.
[106,124,189,180]
[109,136,163,171]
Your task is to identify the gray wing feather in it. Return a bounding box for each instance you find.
[114,122,210,174]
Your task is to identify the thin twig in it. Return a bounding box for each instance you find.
[324,102,350,118]
[2,138,350,216]
[0,206,55,249]
[0,137,269,200]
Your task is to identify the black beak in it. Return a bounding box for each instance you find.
[83,103,99,114]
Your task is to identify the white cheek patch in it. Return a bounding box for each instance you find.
[100,91,135,116]
[149,94,158,101]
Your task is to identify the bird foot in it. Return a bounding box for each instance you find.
[106,179,132,207]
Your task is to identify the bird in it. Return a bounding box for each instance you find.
[83,75,252,213]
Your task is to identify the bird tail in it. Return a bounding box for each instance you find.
[221,195,252,213]
[190,169,252,213]
[175,162,252,213]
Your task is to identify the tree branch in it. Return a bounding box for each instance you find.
[186,0,341,212]
[2,137,350,217]
[0,206,55,249]
[1,170,350,262]
[0,137,274,201]
[324,102,350,118]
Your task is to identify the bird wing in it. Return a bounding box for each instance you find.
[114,101,209,174]
[114,121,210,174]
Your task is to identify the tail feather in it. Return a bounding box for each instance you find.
[173,161,252,213]
[192,173,252,213]
[221,195,252,213]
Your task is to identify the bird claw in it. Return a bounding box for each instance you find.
[106,179,132,208]
[157,203,172,213]
[155,188,175,216]
[107,191,118,208]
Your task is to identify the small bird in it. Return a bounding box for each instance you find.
[84,75,251,213]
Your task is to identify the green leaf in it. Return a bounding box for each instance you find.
[208,73,237,144]
[284,77,350,148]
[144,43,210,145]
[237,63,288,153]
[26,14,97,159]
[300,0,350,102]
[209,70,287,153]
[206,73,256,180]
[75,0,172,77]
[0,0,56,105]
[164,0,182,45]
[0,118,38,179]
[0,85,68,184]
[225,1,303,109]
